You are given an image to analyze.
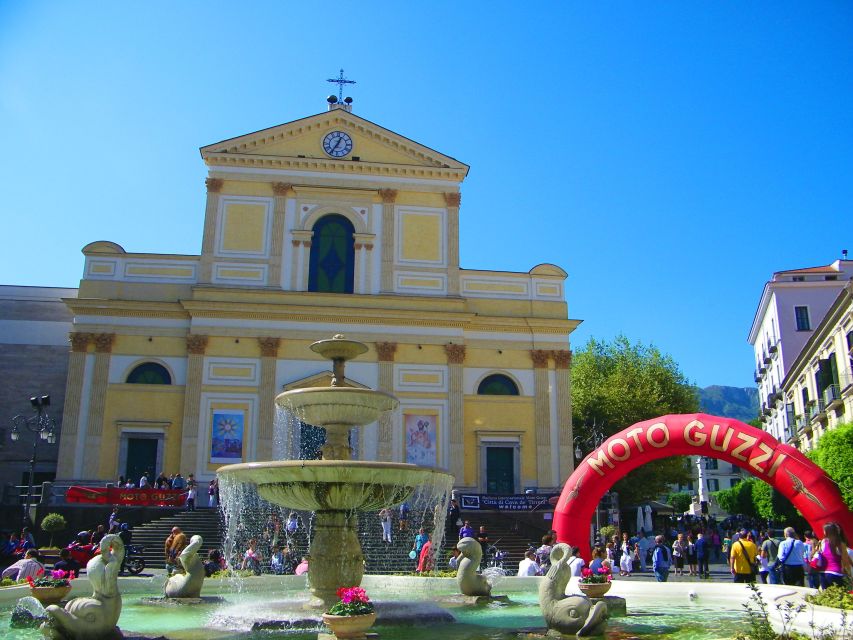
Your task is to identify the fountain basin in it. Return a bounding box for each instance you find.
[276,387,398,428]
[218,460,452,512]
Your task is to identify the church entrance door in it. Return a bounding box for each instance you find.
[486,447,514,494]
[125,438,157,483]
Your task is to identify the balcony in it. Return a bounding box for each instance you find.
[759,365,767,375]
[754,371,762,383]
[823,385,843,411]
[769,343,778,354]
[763,353,772,365]
[807,399,827,424]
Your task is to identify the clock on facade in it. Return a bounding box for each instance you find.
[322,131,353,158]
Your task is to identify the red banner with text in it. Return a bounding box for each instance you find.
[65,486,187,507]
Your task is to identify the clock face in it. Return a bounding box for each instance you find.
[322,131,353,158]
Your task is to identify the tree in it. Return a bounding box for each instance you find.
[572,335,699,507]
[41,512,67,548]
[713,479,806,530]
[665,491,694,514]
[806,421,853,509]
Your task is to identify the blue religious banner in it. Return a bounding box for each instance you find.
[210,410,244,463]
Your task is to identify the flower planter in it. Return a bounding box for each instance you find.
[578,582,611,598]
[321,611,377,639]
[30,584,72,606]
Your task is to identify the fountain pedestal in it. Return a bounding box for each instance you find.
[309,511,364,608]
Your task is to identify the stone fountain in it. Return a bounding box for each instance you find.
[218,335,454,609]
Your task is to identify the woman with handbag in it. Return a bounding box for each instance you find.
[814,522,853,589]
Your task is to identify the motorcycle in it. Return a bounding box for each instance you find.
[123,544,146,575]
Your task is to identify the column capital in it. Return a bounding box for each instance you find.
[444,343,466,365]
[93,333,115,353]
[272,182,293,196]
[375,342,398,362]
[69,332,92,353]
[443,192,462,207]
[530,349,551,368]
[552,349,572,369]
[378,189,398,204]
[258,337,281,358]
[205,177,224,193]
[186,334,209,355]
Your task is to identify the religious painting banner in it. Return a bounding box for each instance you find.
[405,413,437,467]
[210,409,244,463]
[65,486,187,506]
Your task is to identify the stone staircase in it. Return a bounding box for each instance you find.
[456,512,548,572]
[129,508,223,570]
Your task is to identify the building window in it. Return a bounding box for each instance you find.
[792,276,805,282]
[308,214,355,293]
[825,275,838,281]
[126,362,171,385]
[730,478,741,488]
[477,374,519,396]
[794,306,811,331]
[707,479,720,492]
[704,458,718,470]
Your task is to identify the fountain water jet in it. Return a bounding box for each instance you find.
[218,335,454,609]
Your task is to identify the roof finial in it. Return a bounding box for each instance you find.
[327,68,356,102]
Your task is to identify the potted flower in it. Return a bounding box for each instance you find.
[321,586,376,639]
[578,567,612,598]
[27,569,73,606]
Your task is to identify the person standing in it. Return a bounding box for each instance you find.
[139,472,149,489]
[186,482,197,511]
[379,508,393,543]
[730,532,759,583]
[620,533,634,577]
[636,531,651,572]
[776,527,806,587]
[417,538,434,574]
[412,528,429,568]
[208,479,218,508]
[803,531,821,589]
[695,532,709,579]
[399,502,410,533]
[476,526,491,568]
[686,533,697,577]
[814,522,853,589]
[652,535,671,582]
[458,520,474,540]
[760,530,781,585]
[671,533,686,577]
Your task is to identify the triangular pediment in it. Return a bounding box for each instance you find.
[201,110,468,174]
[283,371,369,391]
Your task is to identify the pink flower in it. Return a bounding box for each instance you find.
[581,568,593,578]
[597,568,608,574]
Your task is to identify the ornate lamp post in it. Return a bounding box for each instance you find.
[10,395,57,526]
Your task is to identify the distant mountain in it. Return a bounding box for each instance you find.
[697,385,759,423]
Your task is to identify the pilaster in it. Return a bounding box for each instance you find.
[257,337,281,460]
[199,178,223,283]
[531,349,552,488]
[444,192,461,296]
[56,332,91,479]
[553,349,573,483]
[269,183,291,288]
[379,189,397,293]
[445,343,466,483]
[181,334,209,476]
[81,333,114,479]
[376,342,397,461]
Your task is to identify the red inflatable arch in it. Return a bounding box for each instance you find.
[553,413,853,560]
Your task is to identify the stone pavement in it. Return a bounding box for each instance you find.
[609,559,741,583]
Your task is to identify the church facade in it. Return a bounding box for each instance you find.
[57,101,580,493]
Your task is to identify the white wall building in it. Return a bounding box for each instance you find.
[781,281,853,450]
[748,257,853,442]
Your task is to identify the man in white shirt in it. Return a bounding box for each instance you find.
[2,549,45,581]
[517,550,541,576]
[568,546,586,576]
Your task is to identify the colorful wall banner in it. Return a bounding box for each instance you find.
[460,493,558,511]
[553,413,853,560]
[405,413,436,467]
[210,410,244,463]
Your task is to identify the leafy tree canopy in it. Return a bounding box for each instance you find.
[806,421,853,510]
[665,491,694,514]
[571,335,699,507]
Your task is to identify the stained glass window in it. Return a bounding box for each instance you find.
[308,214,355,293]
[126,362,171,385]
[477,374,519,395]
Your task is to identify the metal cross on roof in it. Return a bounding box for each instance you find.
[327,69,356,101]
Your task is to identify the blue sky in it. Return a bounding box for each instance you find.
[2,2,851,389]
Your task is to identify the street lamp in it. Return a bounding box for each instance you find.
[10,395,57,526]
[573,423,608,538]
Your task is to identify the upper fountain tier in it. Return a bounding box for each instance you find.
[275,335,398,459]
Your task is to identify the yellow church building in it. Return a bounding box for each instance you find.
[56,98,580,494]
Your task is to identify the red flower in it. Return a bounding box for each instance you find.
[581,568,593,578]
[26,576,35,587]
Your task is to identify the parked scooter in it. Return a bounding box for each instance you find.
[123,544,146,575]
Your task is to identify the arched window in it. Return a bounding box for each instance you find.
[126,362,172,385]
[477,374,519,396]
[308,214,355,293]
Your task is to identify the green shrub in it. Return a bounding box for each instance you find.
[41,512,68,547]
[598,525,618,541]
[806,585,853,610]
